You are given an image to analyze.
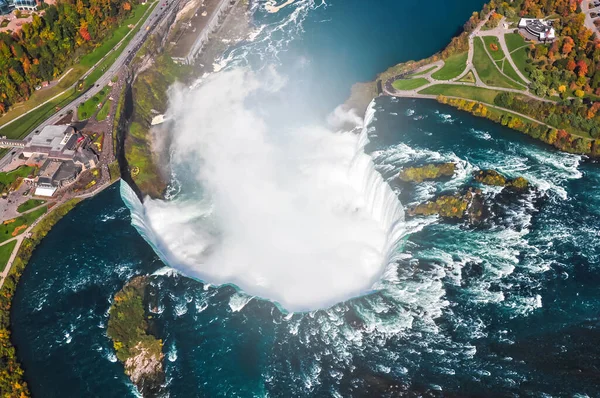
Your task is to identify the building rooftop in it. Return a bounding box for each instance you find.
[27,125,77,154]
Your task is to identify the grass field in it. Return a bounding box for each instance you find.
[78,86,110,120]
[510,46,530,82]
[0,206,47,244]
[432,52,468,80]
[505,33,527,53]
[473,38,524,90]
[483,36,505,61]
[419,84,503,104]
[17,199,46,213]
[0,240,17,273]
[392,78,429,91]
[96,99,112,121]
[0,166,35,190]
[502,59,527,85]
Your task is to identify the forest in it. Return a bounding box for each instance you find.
[495,0,600,100]
[0,0,138,113]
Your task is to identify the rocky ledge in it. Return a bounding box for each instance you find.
[107,276,164,397]
[399,162,456,183]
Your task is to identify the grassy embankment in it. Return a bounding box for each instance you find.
[17,199,46,213]
[126,50,190,198]
[0,2,156,141]
[392,78,429,91]
[420,84,503,104]
[0,240,17,272]
[0,198,81,398]
[431,52,468,80]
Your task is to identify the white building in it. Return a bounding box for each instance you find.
[519,18,556,41]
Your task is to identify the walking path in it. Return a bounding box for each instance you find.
[474,17,531,85]
[383,12,557,129]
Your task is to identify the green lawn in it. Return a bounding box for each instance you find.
[502,59,527,85]
[392,78,429,91]
[96,99,112,121]
[0,206,47,244]
[419,84,503,104]
[510,46,530,82]
[473,38,524,90]
[0,240,17,273]
[458,71,476,83]
[410,66,437,77]
[0,166,35,192]
[505,33,527,53]
[78,86,110,120]
[17,199,46,213]
[432,52,468,80]
[482,36,505,61]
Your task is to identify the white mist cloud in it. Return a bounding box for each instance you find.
[140,68,399,311]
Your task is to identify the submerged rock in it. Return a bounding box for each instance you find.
[399,162,456,183]
[107,276,165,397]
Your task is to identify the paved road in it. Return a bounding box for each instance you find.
[0,0,182,170]
[583,0,600,34]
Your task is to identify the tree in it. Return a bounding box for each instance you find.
[574,89,585,98]
[576,60,588,77]
[566,59,577,71]
[562,37,575,55]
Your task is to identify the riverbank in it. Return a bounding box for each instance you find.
[346,2,600,157]
[122,0,251,199]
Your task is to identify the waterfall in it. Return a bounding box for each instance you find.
[349,100,407,259]
[120,97,412,310]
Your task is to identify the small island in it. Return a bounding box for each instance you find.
[107,276,165,397]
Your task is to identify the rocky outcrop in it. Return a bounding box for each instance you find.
[474,169,529,190]
[399,163,456,183]
[107,276,164,397]
[407,188,487,225]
